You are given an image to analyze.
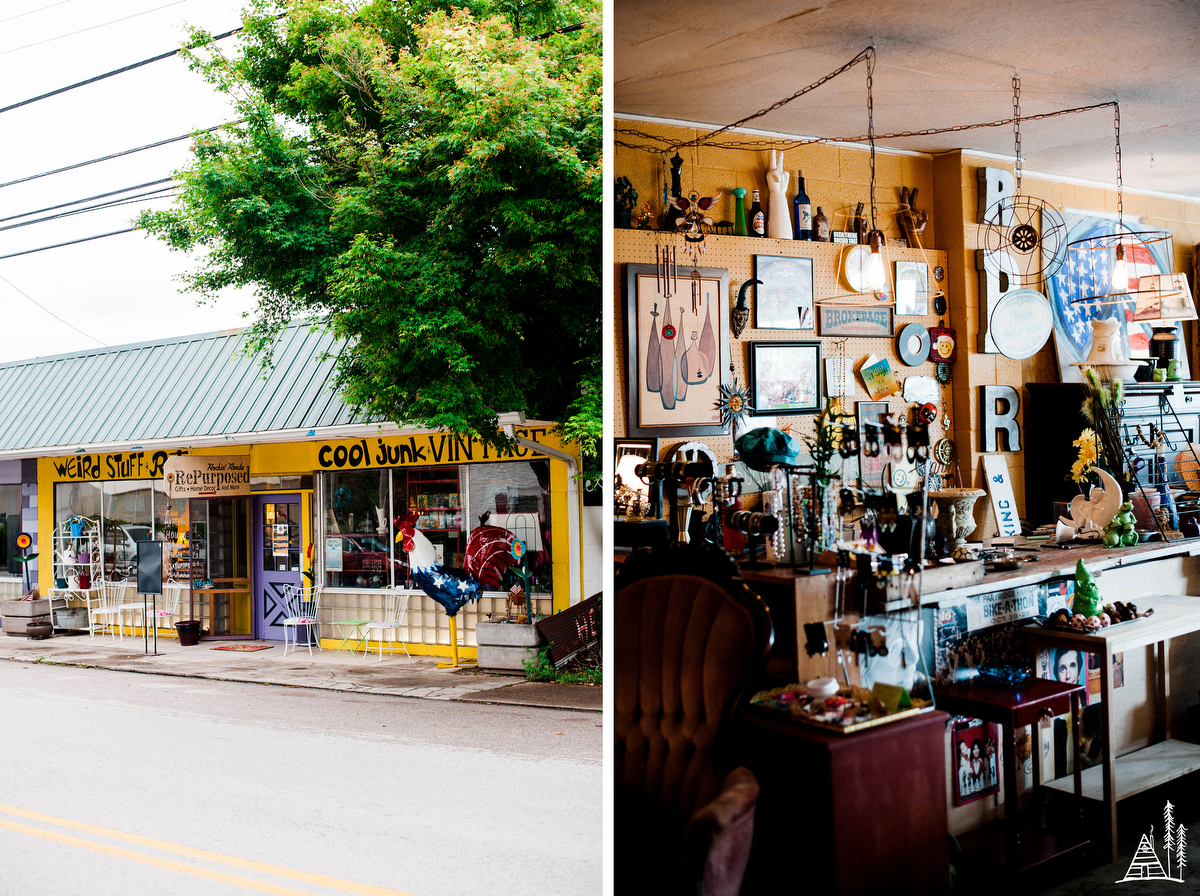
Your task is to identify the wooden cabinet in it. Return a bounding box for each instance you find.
[736,709,950,895]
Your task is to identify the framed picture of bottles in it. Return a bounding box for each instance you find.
[623,263,730,438]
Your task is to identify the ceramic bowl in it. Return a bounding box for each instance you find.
[807,677,840,700]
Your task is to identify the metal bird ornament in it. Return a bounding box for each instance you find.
[732,278,760,338]
[670,189,723,261]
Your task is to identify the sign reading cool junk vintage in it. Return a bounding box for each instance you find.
[315,428,556,470]
[162,455,251,498]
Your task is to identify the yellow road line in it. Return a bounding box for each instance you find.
[0,803,418,896]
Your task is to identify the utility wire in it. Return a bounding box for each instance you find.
[0,177,177,224]
[0,229,134,261]
[0,17,275,116]
[0,0,75,26]
[0,272,106,346]
[0,187,180,233]
[0,121,235,190]
[0,0,188,57]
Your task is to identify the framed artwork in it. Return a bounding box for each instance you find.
[749,341,822,415]
[952,719,1001,806]
[614,438,660,518]
[856,400,889,490]
[819,304,894,337]
[894,261,929,315]
[1042,210,1188,382]
[753,254,815,329]
[624,263,730,438]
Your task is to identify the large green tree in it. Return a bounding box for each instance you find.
[140,0,601,455]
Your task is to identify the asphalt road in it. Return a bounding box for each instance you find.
[0,662,601,896]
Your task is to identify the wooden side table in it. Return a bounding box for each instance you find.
[736,708,950,895]
[934,678,1088,873]
[1025,594,1200,863]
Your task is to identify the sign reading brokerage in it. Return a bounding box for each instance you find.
[162,455,251,498]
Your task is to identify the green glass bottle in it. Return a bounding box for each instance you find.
[732,187,747,237]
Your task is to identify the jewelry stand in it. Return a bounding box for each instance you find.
[776,464,830,575]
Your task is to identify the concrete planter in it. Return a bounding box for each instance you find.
[1,599,51,617]
[476,621,546,674]
[2,614,51,636]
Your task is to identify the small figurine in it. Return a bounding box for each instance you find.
[898,186,929,247]
[1072,558,1102,617]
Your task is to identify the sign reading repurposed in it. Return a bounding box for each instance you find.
[162,455,251,498]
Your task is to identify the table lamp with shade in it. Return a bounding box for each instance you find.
[1132,272,1196,380]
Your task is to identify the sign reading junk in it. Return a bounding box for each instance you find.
[162,456,251,498]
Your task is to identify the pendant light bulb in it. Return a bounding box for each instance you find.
[867,231,886,291]
[1111,243,1128,293]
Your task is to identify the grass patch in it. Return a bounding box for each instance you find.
[522,644,602,685]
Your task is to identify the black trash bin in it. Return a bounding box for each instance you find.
[175,620,201,646]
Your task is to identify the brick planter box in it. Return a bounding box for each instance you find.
[476,621,546,674]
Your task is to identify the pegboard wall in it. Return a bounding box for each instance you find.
[614,227,950,467]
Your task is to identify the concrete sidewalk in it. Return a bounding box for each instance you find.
[0,631,601,712]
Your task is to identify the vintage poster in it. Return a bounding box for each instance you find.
[952,719,1001,806]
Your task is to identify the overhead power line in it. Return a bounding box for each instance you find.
[0,229,135,261]
[0,15,284,116]
[0,0,188,57]
[0,272,106,346]
[0,121,236,190]
[0,178,177,224]
[0,187,179,233]
[0,0,75,26]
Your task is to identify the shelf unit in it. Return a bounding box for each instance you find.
[403,467,466,570]
[48,516,101,631]
[1026,593,1200,863]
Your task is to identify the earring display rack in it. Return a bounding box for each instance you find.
[614,228,949,462]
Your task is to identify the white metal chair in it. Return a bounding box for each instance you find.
[364,588,411,662]
[122,581,184,638]
[281,584,323,656]
[89,581,129,640]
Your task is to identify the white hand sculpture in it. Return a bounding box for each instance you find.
[766,149,793,240]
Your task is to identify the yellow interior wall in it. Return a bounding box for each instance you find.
[616,121,1200,526]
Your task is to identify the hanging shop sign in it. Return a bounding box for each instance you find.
[315,428,555,470]
[162,455,251,498]
[50,448,188,482]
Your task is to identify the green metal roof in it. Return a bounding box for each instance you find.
[0,324,364,453]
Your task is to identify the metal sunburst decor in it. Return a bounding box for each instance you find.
[716,378,753,430]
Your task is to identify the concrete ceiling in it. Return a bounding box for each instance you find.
[615,0,1200,198]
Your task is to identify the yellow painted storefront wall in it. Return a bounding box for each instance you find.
[36,427,579,652]
[615,120,1200,524]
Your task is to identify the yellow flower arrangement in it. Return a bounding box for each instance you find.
[1070,428,1103,483]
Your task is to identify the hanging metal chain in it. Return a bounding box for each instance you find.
[682,46,875,150]
[867,45,877,230]
[1115,101,1123,229]
[1012,73,1022,196]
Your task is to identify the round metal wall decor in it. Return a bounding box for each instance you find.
[981,196,1068,285]
[897,323,931,367]
[989,288,1054,359]
[933,265,945,282]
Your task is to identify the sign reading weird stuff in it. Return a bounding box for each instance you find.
[163,455,251,497]
[51,449,187,481]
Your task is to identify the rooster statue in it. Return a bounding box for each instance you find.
[397,514,519,667]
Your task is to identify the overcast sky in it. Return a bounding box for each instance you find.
[0,0,261,362]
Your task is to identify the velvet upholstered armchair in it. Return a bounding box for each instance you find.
[615,546,773,896]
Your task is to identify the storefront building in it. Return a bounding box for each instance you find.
[0,326,596,657]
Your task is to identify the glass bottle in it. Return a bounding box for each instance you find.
[748,190,765,237]
[793,171,812,240]
[732,187,748,236]
[813,206,830,241]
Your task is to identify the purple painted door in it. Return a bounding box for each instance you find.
[254,494,302,640]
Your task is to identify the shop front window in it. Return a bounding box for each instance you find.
[54,480,190,582]
[318,461,551,594]
[323,470,395,589]
[0,485,20,574]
